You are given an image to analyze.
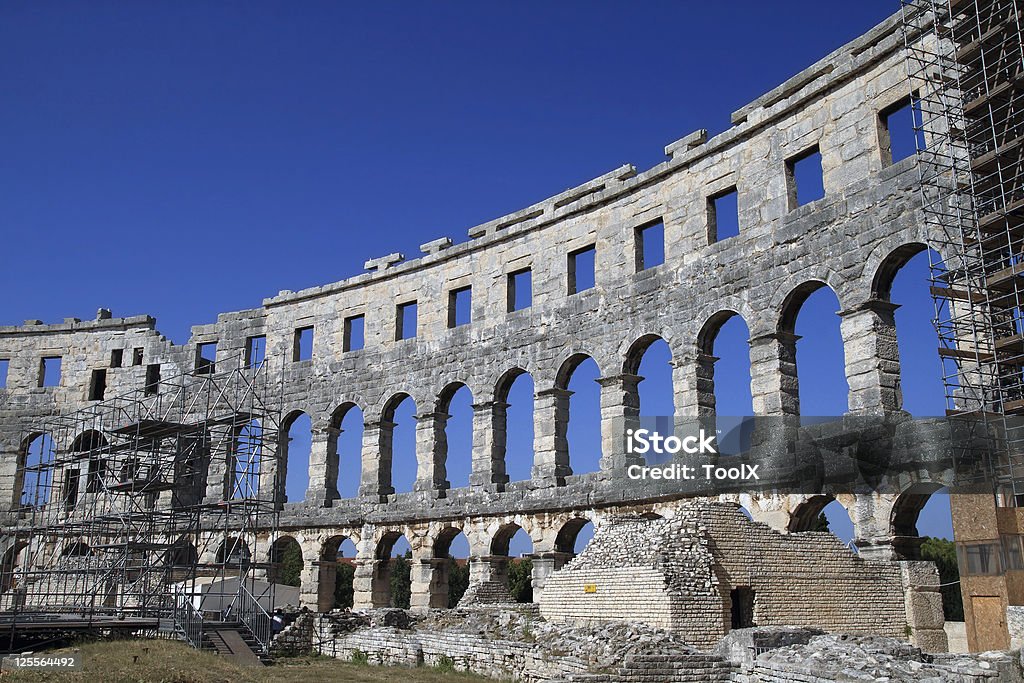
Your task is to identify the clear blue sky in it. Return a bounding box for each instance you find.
[4,2,950,550]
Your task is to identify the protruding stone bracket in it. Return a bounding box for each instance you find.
[364,252,405,272]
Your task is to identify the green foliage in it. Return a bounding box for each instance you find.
[508,558,533,603]
[389,551,412,609]
[810,512,830,532]
[280,541,303,588]
[920,536,963,621]
[334,561,355,609]
[350,649,369,665]
[435,655,456,673]
[447,557,469,608]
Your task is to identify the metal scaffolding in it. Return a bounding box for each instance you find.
[0,358,281,654]
[902,0,1024,501]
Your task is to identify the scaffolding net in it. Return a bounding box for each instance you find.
[0,357,281,653]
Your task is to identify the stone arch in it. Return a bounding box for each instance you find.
[268,535,303,587]
[890,482,947,559]
[165,538,198,581]
[495,368,535,483]
[380,393,418,494]
[693,311,754,421]
[788,494,841,532]
[436,382,474,490]
[777,281,850,415]
[368,530,413,608]
[624,334,667,376]
[319,534,357,611]
[431,525,471,608]
[489,522,534,603]
[871,242,929,302]
[16,432,55,509]
[330,401,364,500]
[554,517,595,555]
[280,410,311,503]
[553,353,602,477]
[215,536,252,567]
[62,541,91,558]
[0,540,28,594]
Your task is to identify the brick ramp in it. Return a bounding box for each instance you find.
[205,626,265,667]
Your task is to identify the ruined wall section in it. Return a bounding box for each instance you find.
[0,13,933,532]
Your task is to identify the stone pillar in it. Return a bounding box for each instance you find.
[672,351,717,417]
[351,557,376,610]
[532,388,572,485]
[748,332,800,416]
[299,558,320,610]
[849,492,899,561]
[901,561,949,652]
[304,427,341,506]
[409,557,448,612]
[528,551,573,602]
[596,374,642,472]
[359,421,394,499]
[839,300,902,414]
[204,438,232,504]
[316,558,338,612]
[469,401,509,489]
[414,412,449,495]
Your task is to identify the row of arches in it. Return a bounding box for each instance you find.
[12,245,945,510]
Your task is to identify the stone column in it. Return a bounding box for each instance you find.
[839,300,902,414]
[351,558,376,609]
[469,401,510,489]
[528,551,574,602]
[850,492,900,562]
[596,374,642,472]
[316,558,338,612]
[203,437,232,504]
[671,352,718,458]
[414,412,449,495]
[901,561,949,652]
[748,332,800,416]
[304,427,341,506]
[298,558,320,610]
[409,557,448,612]
[359,421,394,499]
[532,388,572,485]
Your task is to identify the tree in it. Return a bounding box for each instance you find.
[389,551,411,609]
[334,561,355,609]
[810,512,830,532]
[447,557,469,607]
[508,558,533,603]
[279,541,303,588]
[920,536,963,621]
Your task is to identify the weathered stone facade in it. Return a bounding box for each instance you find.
[0,9,956,655]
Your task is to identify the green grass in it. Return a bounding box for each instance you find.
[2,639,491,683]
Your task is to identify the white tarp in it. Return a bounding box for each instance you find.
[172,576,300,614]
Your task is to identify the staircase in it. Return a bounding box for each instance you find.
[203,622,270,666]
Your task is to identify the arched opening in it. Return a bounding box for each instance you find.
[62,541,91,558]
[230,420,262,499]
[166,539,198,581]
[873,245,946,416]
[554,518,595,556]
[632,337,675,417]
[557,354,603,475]
[382,394,417,494]
[497,369,535,482]
[215,537,252,567]
[698,312,754,452]
[433,527,471,607]
[281,411,312,503]
[331,404,364,499]
[789,495,856,550]
[320,535,357,611]
[780,282,850,417]
[373,532,412,608]
[19,433,55,509]
[269,536,303,587]
[438,383,474,490]
[491,524,534,603]
[890,484,961,620]
[0,541,28,594]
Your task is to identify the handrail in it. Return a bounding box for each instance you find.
[235,582,272,654]
[174,593,204,649]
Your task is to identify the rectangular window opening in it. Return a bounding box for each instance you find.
[568,245,596,295]
[145,363,161,396]
[396,302,418,340]
[63,469,79,511]
[448,286,472,328]
[110,349,124,368]
[344,315,365,352]
[195,342,217,374]
[89,369,107,401]
[879,96,924,165]
[87,457,107,493]
[293,326,314,362]
[132,348,144,366]
[635,220,665,271]
[40,356,62,388]
[507,268,532,312]
[708,188,740,243]
[245,335,267,368]
[0,359,8,389]
[786,146,825,209]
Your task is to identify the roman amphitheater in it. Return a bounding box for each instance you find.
[2,2,1024,681]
